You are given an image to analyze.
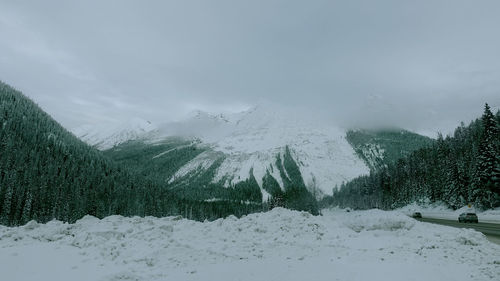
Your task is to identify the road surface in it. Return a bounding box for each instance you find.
[417,217,500,245]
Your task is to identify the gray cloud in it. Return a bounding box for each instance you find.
[1,0,499,136]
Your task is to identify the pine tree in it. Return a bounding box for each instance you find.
[329,104,499,211]
[444,161,460,208]
[1,80,266,225]
[474,103,500,208]
[1,175,13,225]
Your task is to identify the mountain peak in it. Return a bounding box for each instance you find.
[157,104,370,196]
[72,118,158,150]
[72,104,371,196]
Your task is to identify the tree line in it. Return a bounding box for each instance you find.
[0,81,319,226]
[0,82,263,226]
[324,104,500,210]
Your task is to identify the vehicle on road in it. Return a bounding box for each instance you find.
[458,213,478,223]
[411,212,422,219]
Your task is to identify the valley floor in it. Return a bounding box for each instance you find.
[0,208,499,281]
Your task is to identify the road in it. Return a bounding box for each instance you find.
[417,217,500,245]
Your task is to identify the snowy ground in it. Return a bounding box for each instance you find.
[1,208,499,281]
[398,202,500,223]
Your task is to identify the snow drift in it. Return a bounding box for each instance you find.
[1,208,498,281]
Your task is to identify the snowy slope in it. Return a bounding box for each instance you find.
[1,208,498,281]
[72,118,158,150]
[73,104,370,197]
[161,104,369,197]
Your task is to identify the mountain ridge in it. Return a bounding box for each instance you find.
[84,105,370,197]
[81,104,433,201]
[0,81,265,225]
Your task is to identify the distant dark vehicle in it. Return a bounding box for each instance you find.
[458,213,478,223]
[411,212,422,219]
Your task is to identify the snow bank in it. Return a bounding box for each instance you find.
[1,208,499,281]
[398,202,500,223]
[340,209,416,232]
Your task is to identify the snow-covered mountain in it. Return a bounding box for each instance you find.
[74,104,370,199]
[161,104,369,198]
[72,117,158,150]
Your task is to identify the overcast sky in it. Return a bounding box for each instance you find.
[1,0,499,136]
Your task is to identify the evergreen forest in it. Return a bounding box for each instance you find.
[324,104,500,210]
[0,82,264,226]
[1,79,498,227]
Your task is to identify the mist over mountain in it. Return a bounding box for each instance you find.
[74,103,433,203]
[72,117,159,150]
[0,82,264,226]
[2,2,500,279]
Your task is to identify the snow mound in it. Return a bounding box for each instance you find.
[341,209,416,232]
[1,208,499,281]
[481,208,500,218]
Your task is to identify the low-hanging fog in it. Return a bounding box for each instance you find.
[1,0,499,137]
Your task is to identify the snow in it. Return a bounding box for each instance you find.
[72,118,158,150]
[152,144,193,159]
[398,202,500,223]
[73,103,370,197]
[162,103,370,197]
[1,208,499,281]
[168,150,224,184]
[357,142,386,168]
